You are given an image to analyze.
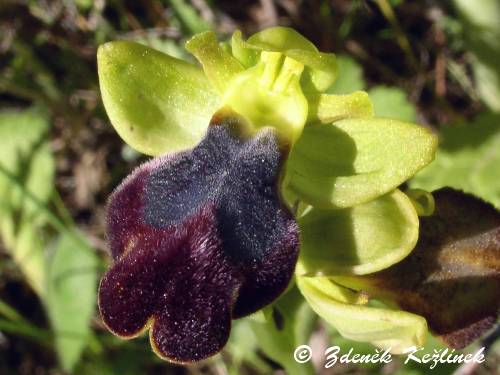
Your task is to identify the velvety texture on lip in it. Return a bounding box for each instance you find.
[98,115,299,363]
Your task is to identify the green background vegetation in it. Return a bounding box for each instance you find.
[0,0,498,374]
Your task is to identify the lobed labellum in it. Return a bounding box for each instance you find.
[98,113,299,363]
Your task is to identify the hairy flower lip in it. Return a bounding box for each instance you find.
[98,112,300,362]
[209,107,293,157]
[99,204,240,363]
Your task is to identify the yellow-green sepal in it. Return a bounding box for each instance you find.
[296,273,428,354]
[98,41,220,155]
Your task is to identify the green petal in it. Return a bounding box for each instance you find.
[231,27,337,93]
[285,117,438,208]
[98,41,220,156]
[247,27,317,52]
[286,49,337,93]
[231,30,260,67]
[298,190,419,276]
[185,31,244,94]
[307,91,373,123]
[334,188,500,349]
[296,274,428,353]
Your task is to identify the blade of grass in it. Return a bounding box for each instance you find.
[0,299,27,323]
[375,0,419,71]
[0,319,51,344]
[0,163,101,262]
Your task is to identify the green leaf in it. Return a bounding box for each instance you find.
[249,287,316,375]
[326,55,365,94]
[168,0,211,35]
[298,189,419,275]
[368,86,417,122]
[285,117,438,208]
[411,113,500,208]
[453,0,500,111]
[98,41,220,156]
[296,274,428,353]
[0,108,54,296]
[46,232,98,372]
[75,0,93,10]
[226,320,272,375]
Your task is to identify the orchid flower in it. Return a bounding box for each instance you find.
[97,27,500,363]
